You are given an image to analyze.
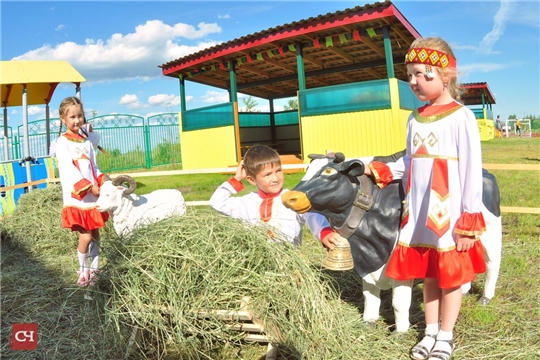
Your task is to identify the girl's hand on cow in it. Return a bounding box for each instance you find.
[91,184,100,196]
[322,232,342,250]
[234,160,247,182]
[455,235,475,252]
[364,164,373,176]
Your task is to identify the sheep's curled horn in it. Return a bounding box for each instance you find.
[112,175,137,195]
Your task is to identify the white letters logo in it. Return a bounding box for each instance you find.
[15,330,35,342]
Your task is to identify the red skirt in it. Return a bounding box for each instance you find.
[62,206,109,232]
[385,240,486,289]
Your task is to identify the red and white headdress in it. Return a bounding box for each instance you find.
[405,47,456,78]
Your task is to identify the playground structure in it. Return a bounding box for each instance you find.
[0,60,85,215]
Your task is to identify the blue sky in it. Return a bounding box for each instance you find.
[1,0,539,128]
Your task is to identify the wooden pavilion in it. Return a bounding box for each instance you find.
[160,0,423,169]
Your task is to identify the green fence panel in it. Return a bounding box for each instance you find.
[147,113,181,168]
[299,80,391,116]
[398,80,424,110]
[275,111,298,125]
[183,103,234,131]
[239,113,270,127]
[90,114,146,172]
[0,126,14,162]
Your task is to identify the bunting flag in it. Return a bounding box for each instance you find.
[182,26,380,78]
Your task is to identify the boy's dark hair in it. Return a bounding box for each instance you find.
[243,145,281,177]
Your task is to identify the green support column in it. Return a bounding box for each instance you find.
[179,75,186,112]
[383,26,395,78]
[296,43,306,91]
[230,61,238,102]
[229,61,241,160]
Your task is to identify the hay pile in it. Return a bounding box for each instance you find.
[2,187,374,359]
[0,184,116,256]
[100,210,365,359]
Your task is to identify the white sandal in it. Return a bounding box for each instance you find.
[427,339,454,360]
[410,334,436,360]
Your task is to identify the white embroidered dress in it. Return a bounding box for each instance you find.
[56,132,108,231]
[369,102,486,288]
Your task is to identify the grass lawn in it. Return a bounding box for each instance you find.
[1,137,539,359]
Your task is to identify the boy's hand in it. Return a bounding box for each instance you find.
[321,232,342,251]
[234,160,247,182]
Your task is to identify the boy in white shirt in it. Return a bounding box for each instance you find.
[210,145,340,247]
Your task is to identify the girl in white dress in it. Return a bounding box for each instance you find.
[55,97,109,287]
[365,37,486,360]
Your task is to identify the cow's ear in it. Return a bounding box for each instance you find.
[340,160,365,177]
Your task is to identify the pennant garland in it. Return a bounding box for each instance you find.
[181,27,382,78]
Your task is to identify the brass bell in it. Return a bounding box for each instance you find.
[321,236,354,271]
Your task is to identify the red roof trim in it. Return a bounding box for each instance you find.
[388,4,421,39]
[162,4,411,75]
[461,82,488,89]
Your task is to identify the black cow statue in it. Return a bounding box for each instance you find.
[282,151,502,333]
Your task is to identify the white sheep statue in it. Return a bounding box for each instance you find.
[95,175,187,237]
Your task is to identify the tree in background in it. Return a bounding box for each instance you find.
[241,96,260,112]
[283,99,298,111]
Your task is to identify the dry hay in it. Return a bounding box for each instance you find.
[99,211,367,359]
[0,184,116,256]
[0,187,382,359]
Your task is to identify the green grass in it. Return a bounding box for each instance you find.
[1,137,539,359]
[130,137,540,209]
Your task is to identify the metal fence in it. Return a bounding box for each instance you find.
[0,113,180,173]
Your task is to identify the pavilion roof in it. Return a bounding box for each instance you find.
[461,82,496,105]
[159,1,421,100]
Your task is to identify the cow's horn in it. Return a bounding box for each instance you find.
[333,152,345,163]
[112,175,137,195]
[308,154,325,160]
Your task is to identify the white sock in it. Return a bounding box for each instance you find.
[77,250,88,273]
[89,241,100,271]
[425,323,440,336]
[437,330,453,341]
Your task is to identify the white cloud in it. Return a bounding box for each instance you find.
[148,94,180,107]
[55,24,65,31]
[218,14,231,19]
[13,20,222,83]
[201,90,229,103]
[119,94,145,109]
[28,106,44,117]
[478,0,515,54]
[458,62,509,79]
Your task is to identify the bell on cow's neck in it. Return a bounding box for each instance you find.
[322,236,354,271]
